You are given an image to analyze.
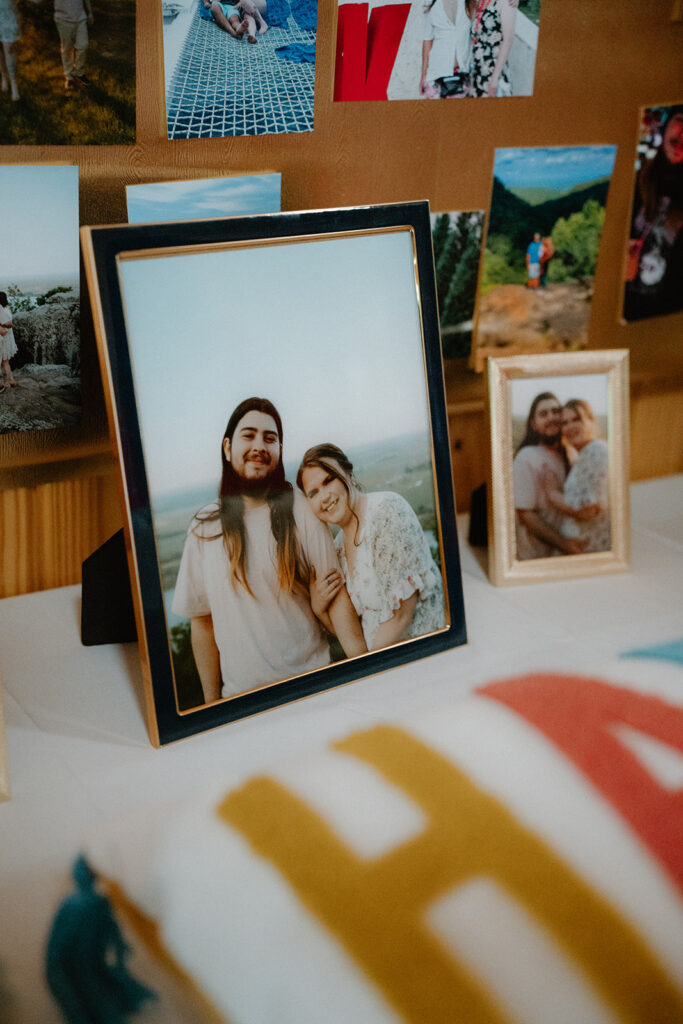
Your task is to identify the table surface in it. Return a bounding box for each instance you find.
[1,475,682,1024]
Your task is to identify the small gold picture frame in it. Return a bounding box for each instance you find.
[487,350,630,586]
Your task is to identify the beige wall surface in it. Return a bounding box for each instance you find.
[0,0,682,596]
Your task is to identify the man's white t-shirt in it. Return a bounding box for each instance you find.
[172,492,338,696]
[513,445,567,560]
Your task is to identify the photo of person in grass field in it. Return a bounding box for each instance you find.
[0,0,134,143]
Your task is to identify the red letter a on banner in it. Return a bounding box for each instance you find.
[481,674,683,891]
[334,3,411,101]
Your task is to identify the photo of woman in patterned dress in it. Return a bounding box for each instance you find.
[297,443,446,652]
[467,0,516,97]
[0,291,18,391]
[333,0,539,102]
[543,399,611,554]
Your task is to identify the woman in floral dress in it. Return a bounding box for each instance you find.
[0,0,21,101]
[0,291,19,391]
[466,0,516,97]
[297,443,446,652]
[543,400,611,554]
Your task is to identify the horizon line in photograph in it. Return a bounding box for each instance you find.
[152,427,431,506]
[3,274,80,294]
[118,228,434,499]
[0,164,82,437]
[493,145,618,194]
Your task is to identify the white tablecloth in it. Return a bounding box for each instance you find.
[1,475,682,1023]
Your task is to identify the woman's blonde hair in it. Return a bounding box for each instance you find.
[296,443,359,494]
[563,399,599,442]
[296,443,363,544]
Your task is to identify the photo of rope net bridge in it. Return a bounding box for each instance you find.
[162,0,317,138]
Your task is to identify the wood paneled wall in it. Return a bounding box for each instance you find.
[1,462,121,597]
[1,0,682,598]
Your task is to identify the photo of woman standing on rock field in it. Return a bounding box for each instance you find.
[471,145,617,372]
[0,165,81,436]
[0,292,18,392]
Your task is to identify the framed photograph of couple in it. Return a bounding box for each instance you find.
[81,202,467,746]
[486,350,630,586]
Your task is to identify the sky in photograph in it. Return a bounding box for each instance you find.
[0,165,79,282]
[493,146,618,192]
[511,373,609,420]
[117,228,434,499]
[126,174,281,223]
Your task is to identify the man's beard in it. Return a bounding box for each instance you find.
[236,464,283,497]
[541,431,562,447]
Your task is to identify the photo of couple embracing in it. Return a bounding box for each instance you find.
[512,378,611,562]
[173,396,447,706]
[111,220,455,717]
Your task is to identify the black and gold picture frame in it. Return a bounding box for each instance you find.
[81,202,466,745]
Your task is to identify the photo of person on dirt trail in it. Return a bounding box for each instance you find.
[472,145,617,371]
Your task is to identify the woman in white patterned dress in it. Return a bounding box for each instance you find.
[0,0,21,101]
[0,291,18,391]
[543,400,611,554]
[297,443,446,651]
[466,0,516,97]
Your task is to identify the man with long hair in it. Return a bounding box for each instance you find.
[173,397,366,702]
[513,391,587,560]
